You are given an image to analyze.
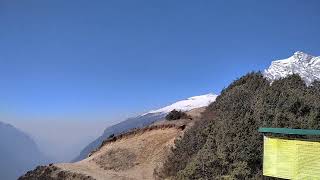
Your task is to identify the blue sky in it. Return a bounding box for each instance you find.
[1,0,320,121]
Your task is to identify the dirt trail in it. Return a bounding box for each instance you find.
[56,127,181,180]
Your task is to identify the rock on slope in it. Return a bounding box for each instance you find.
[264,51,320,85]
[0,121,48,180]
[73,94,217,162]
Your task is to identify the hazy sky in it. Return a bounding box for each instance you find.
[1,0,320,161]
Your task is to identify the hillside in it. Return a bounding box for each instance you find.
[0,121,48,180]
[161,73,320,179]
[73,94,217,162]
[58,126,180,180]
[73,113,166,162]
[19,109,204,180]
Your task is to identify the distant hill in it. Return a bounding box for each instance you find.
[0,121,48,180]
[73,94,217,162]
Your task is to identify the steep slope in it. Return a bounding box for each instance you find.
[58,125,181,180]
[0,121,48,180]
[73,93,217,162]
[264,51,320,85]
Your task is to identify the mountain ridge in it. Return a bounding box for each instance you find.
[144,93,217,115]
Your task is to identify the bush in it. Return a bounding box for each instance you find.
[108,134,115,139]
[160,73,320,179]
[165,110,189,121]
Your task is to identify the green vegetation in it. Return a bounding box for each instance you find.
[108,134,115,139]
[160,72,320,179]
[165,109,190,121]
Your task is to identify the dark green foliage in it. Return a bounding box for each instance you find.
[18,165,95,180]
[108,134,115,139]
[166,109,190,121]
[161,73,320,179]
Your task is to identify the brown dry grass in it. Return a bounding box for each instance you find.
[95,148,137,171]
[54,107,207,180]
[57,126,182,180]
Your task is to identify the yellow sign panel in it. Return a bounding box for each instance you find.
[263,137,320,179]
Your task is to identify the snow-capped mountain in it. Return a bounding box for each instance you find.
[74,93,217,161]
[144,93,217,115]
[264,51,320,85]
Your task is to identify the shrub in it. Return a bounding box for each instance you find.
[108,134,115,139]
[165,110,189,121]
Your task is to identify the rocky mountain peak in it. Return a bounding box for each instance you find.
[264,51,320,85]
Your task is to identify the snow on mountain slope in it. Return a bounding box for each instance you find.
[264,51,320,85]
[145,93,218,115]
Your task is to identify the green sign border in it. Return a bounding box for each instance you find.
[259,128,320,135]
